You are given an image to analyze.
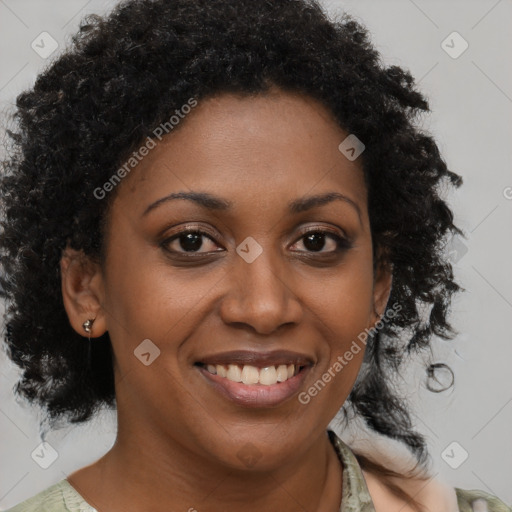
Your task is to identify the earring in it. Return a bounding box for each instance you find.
[82,318,95,339]
[82,319,95,371]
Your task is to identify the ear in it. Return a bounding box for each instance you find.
[60,246,107,338]
[369,245,393,328]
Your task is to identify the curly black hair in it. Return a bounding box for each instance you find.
[1,0,464,476]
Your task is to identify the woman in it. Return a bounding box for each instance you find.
[1,0,509,511]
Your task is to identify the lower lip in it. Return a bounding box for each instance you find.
[197,365,311,408]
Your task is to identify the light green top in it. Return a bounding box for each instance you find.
[6,430,511,512]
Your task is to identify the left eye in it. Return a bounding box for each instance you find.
[290,230,350,253]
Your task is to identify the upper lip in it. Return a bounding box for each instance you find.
[195,350,314,368]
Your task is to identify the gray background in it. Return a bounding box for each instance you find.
[1,0,511,508]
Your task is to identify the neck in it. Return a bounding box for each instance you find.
[70,420,343,512]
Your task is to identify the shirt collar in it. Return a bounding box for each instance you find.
[327,429,376,512]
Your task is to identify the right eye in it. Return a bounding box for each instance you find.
[161,228,224,255]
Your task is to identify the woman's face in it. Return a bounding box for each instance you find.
[68,89,391,470]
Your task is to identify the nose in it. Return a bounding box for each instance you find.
[219,246,304,335]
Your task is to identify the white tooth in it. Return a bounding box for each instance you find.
[276,365,288,382]
[259,366,278,385]
[241,365,259,385]
[287,364,294,378]
[226,364,242,382]
[216,365,227,378]
[206,364,217,375]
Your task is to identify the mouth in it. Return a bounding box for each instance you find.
[194,350,313,407]
[195,362,304,385]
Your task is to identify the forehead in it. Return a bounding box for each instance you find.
[115,90,368,218]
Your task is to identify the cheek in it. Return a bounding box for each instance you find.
[299,252,374,407]
[306,247,375,338]
[101,235,226,365]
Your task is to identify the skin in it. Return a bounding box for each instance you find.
[61,88,399,511]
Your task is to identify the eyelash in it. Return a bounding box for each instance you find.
[160,226,353,259]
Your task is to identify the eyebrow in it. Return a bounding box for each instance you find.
[142,190,362,224]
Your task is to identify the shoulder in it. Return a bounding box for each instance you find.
[455,487,512,512]
[363,470,511,512]
[3,479,96,512]
[363,469,460,511]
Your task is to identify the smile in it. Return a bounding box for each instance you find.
[199,363,301,385]
[194,350,314,407]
